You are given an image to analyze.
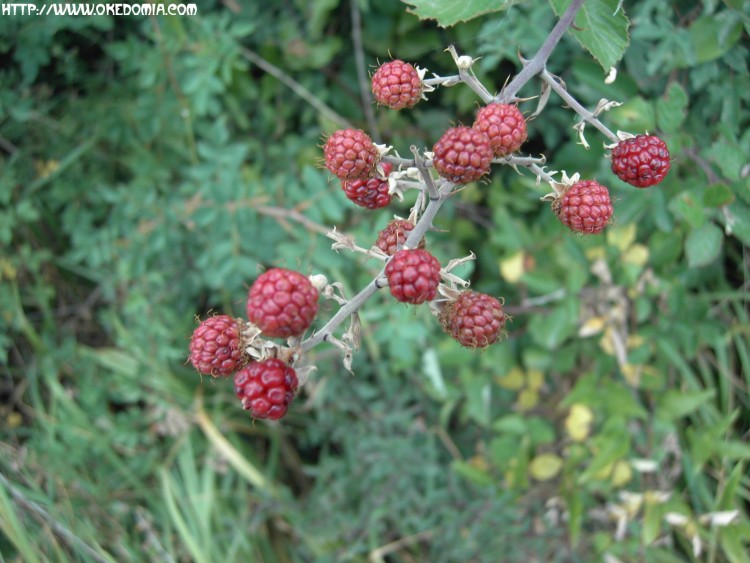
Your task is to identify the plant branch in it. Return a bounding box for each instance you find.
[239,47,353,129]
[300,183,452,352]
[540,70,619,143]
[497,0,585,103]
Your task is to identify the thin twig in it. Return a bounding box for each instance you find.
[239,47,353,129]
[255,205,332,236]
[350,0,380,141]
[300,181,453,352]
[497,0,586,103]
[539,70,619,143]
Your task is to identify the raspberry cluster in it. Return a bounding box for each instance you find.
[473,103,527,157]
[555,180,613,234]
[375,219,422,256]
[324,129,379,181]
[371,59,422,110]
[385,248,442,304]
[432,126,493,184]
[234,358,299,421]
[189,315,245,377]
[440,291,506,348]
[342,163,393,209]
[246,268,319,339]
[610,134,671,188]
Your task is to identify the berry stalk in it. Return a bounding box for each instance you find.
[299,183,452,352]
[539,70,619,143]
[496,0,586,103]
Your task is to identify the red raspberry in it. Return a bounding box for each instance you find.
[375,219,425,256]
[234,358,298,420]
[610,134,671,188]
[385,249,441,304]
[323,129,379,181]
[246,268,319,338]
[440,291,506,348]
[555,180,613,234]
[341,163,393,209]
[432,126,493,184]
[371,60,423,110]
[473,103,527,157]
[189,315,244,377]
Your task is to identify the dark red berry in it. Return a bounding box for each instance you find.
[324,129,379,181]
[555,180,613,234]
[385,249,441,304]
[440,291,506,348]
[234,359,298,420]
[473,103,527,157]
[342,163,393,209]
[375,219,424,256]
[247,268,319,338]
[611,134,671,188]
[189,315,244,377]
[371,60,423,110]
[432,126,493,184]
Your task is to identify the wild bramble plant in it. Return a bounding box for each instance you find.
[189,0,671,421]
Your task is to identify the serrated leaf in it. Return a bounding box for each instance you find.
[400,0,520,27]
[685,223,723,268]
[549,0,630,70]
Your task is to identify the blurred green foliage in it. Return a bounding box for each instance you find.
[1,0,749,561]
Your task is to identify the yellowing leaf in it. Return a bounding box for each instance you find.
[585,246,606,261]
[611,460,633,487]
[627,334,645,349]
[621,363,642,387]
[623,243,649,266]
[496,367,525,390]
[468,455,489,472]
[516,388,539,411]
[593,461,614,480]
[500,251,525,283]
[529,453,563,481]
[599,326,616,356]
[526,370,544,391]
[565,404,594,442]
[607,223,637,252]
[579,316,606,337]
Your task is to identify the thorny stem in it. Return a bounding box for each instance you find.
[496,0,585,103]
[299,183,452,352]
[539,70,620,143]
[297,0,597,359]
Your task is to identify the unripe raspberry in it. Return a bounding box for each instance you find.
[234,358,298,420]
[610,134,671,188]
[554,180,613,234]
[385,248,441,304]
[375,219,424,256]
[189,315,244,377]
[341,163,393,209]
[473,103,527,157]
[432,126,493,184]
[324,129,379,181]
[440,291,506,348]
[247,268,319,338]
[371,60,423,110]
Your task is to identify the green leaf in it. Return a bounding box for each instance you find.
[400,0,521,27]
[528,299,578,350]
[657,389,715,421]
[716,441,750,460]
[688,15,743,65]
[656,82,688,133]
[703,184,735,208]
[549,0,630,70]
[452,460,494,486]
[685,223,724,268]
